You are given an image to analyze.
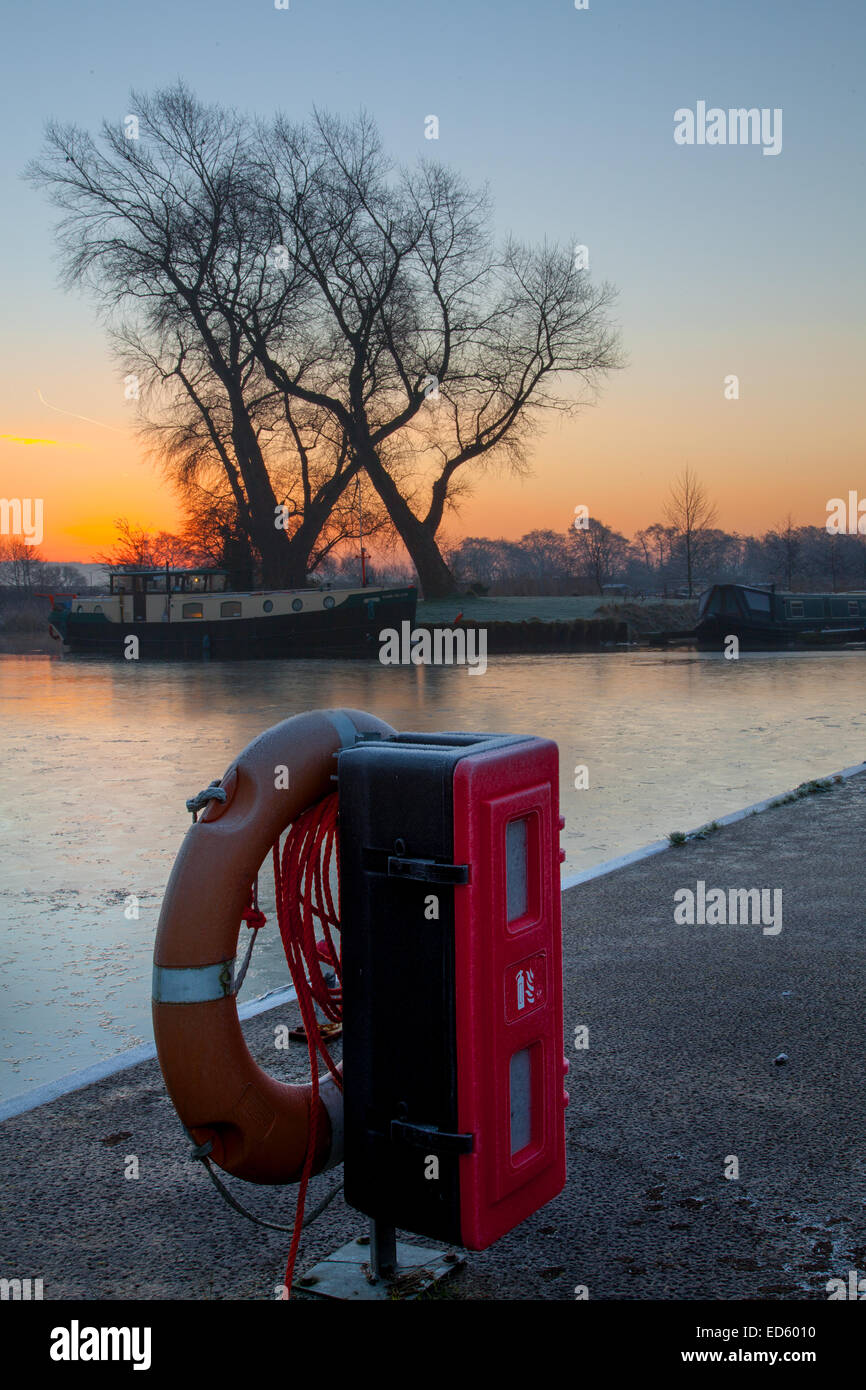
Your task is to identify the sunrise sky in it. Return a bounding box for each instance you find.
[1,0,863,562]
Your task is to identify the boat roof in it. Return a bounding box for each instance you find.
[703,583,866,597]
[112,566,229,576]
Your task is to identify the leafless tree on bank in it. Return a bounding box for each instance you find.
[242,108,623,595]
[764,515,802,591]
[26,85,623,597]
[568,517,630,594]
[664,467,717,597]
[27,87,369,587]
[96,518,196,571]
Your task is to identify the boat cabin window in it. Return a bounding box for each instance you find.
[849,601,860,616]
[177,572,228,593]
[110,569,229,596]
[830,598,854,617]
[790,601,804,617]
[743,589,771,614]
[220,601,242,618]
[182,603,204,619]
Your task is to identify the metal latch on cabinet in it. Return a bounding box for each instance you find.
[390,1119,474,1155]
[386,856,469,885]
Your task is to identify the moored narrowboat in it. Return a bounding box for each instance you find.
[47,567,417,659]
[693,584,866,650]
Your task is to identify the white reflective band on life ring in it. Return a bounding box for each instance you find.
[318,1072,344,1170]
[327,710,365,749]
[152,959,235,1004]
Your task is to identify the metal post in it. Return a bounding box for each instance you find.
[368,1218,397,1283]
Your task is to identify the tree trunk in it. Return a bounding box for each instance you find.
[228,403,294,588]
[361,449,458,598]
[405,524,459,599]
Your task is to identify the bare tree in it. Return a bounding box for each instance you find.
[97,518,196,570]
[568,517,629,594]
[0,537,45,593]
[28,89,622,597]
[635,523,678,574]
[26,86,364,588]
[241,109,623,595]
[39,562,88,590]
[809,529,843,593]
[764,515,802,590]
[663,468,717,597]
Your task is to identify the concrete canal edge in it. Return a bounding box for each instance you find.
[0,984,298,1125]
[560,757,866,889]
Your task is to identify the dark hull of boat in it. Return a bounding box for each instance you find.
[694,615,866,651]
[50,588,417,660]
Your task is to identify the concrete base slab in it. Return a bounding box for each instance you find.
[295,1236,464,1300]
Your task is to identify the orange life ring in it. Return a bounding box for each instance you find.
[152,707,394,1184]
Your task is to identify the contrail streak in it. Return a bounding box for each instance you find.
[36,388,125,433]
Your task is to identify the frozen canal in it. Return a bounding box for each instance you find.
[2,647,865,1101]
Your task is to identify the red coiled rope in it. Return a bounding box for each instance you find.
[271,792,342,1296]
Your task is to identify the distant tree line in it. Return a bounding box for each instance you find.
[0,538,87,596]
[6,512,864,606]
[447,520,866,597]
[444,467,866,598]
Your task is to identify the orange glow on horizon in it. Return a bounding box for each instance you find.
[4,377,862,565]
[0,424,180,563]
